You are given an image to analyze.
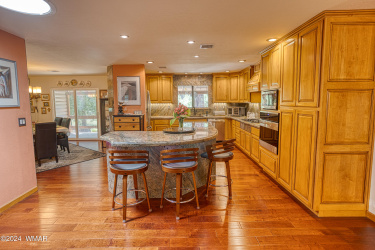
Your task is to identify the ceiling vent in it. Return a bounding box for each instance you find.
[159,66,167,69]
[200,44,214,49]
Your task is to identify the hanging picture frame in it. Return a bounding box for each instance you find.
[0,58,19,107]
[117,76,141,105]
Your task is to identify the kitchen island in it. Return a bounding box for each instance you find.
[101,122,217,198]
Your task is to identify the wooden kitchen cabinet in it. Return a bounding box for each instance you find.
[259,146,278,179]
[280,35,298,106]
[113,115,144,131]
[245,131,251,155]
[269,44,281,89]
[277,109,295,191]
[229,74,239,102]
[296,21,322,107]
[146,75,173,103]
[231,120,236,139]
[152,119,177,131]
[240,130,246,149]
[250,134,260,162]
[261,52,270,90]
[291,110,317,208]
[213,74,229,102]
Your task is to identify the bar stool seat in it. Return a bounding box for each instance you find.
[109,149,152,223]
[201,150,233,159]
[160,148,200,220]
[203,139,236,199]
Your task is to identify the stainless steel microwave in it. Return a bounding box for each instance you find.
[261,90,278,110]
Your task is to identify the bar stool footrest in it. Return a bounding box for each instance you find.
[114,189,147,207]
[163,187,195,204]
[209,174,233,187]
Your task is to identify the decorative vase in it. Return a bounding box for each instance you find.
[178,118,184,130]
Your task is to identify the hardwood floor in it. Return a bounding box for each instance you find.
[1,146,375,249]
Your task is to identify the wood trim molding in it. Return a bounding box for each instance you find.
[0,186,38,213]
[368,211,375,222]
[259,9,375,54]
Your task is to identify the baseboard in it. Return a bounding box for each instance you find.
[367,211,375,222]
[0,186,38,213]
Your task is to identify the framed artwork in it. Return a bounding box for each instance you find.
[31,106,35,113]
[43,102,50,107]
[41,107,47,114]
[100,89,108,98]
[57,81,63,87]
[41,94,50,101]
[117,76,141,105]
[0,58,19,107]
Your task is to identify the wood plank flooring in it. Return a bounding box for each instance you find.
[1,142,375,249]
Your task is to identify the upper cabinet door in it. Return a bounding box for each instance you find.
[296,21,323,107]
[261,52,270,90]
[213,75,229,102]
[280,35,298,106]
[159,76,173,103]
[229,74,239,102]
[146,76,159,103]
[270,45,281,89]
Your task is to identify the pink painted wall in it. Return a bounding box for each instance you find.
[112,65,146,127]
[0,29,37,208]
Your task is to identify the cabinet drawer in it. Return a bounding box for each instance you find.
[251,127,260,137]
[235,121,241,127]
[259,147,277,179]
[114,117,139,123]
[114,123,140,131]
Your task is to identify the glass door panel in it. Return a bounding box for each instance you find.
[53,90,77,138]
[76,90,98,138]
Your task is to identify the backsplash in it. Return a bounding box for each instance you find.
[150,74,260,117]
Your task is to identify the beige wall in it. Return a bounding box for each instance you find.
[0,29,37,208]
[29,75,107,123]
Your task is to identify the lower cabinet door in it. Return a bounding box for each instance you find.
[245,132,251,156]
[291,110,317,208]
[240,130,245,148]
[250,134,260,162]
[277,109,295,191]
[259,147,278,179]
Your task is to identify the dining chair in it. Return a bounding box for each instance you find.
[35,122,58,166]
[57,118,71,153]
[54,117,63,126]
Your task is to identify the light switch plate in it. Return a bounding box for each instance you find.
[18,118,26,127]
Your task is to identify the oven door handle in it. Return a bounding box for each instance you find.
[260,121,279,131]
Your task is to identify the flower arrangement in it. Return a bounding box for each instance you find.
[170,103,191,128]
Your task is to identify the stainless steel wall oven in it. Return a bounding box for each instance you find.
[259,111,279,155]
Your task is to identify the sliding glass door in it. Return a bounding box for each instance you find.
[53,89,99,139]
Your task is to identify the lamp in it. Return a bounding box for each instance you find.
[29,86,42,99]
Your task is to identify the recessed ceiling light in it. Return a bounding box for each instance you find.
[187,41,195,44]
[158,71,163,73]
[267,38,277,42]
[200,73,203,74]
[238,60,246,63]
[0,0,54,15]
[147,61,154,64]
[226,71,230,72]
[194,55,199,58]
[120,35,129,39]
[185,73,188,74]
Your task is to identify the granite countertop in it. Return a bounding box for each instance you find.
[101,122,218,147]
[151,116,260,128]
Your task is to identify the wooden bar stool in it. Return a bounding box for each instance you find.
[201,139,236,199]
[160,148,200,220]
[108,149,152,223]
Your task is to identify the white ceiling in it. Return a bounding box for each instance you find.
[0,0,374,75]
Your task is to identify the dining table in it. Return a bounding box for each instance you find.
[32,124,70,135]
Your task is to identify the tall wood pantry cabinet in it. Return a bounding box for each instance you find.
[260,10,375,217]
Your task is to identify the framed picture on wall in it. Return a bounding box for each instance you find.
[0,58,19,107]
[43,102,50,107]
[117,76,141,105]
[41,94,50,101]
[100,89,108,98]
[41,107,47,114]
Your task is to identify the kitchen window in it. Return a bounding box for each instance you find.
[177,86,208,108]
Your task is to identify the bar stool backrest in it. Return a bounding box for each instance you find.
[108,149,149,166]
[206,138,236,160]
[160,148,198,165]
